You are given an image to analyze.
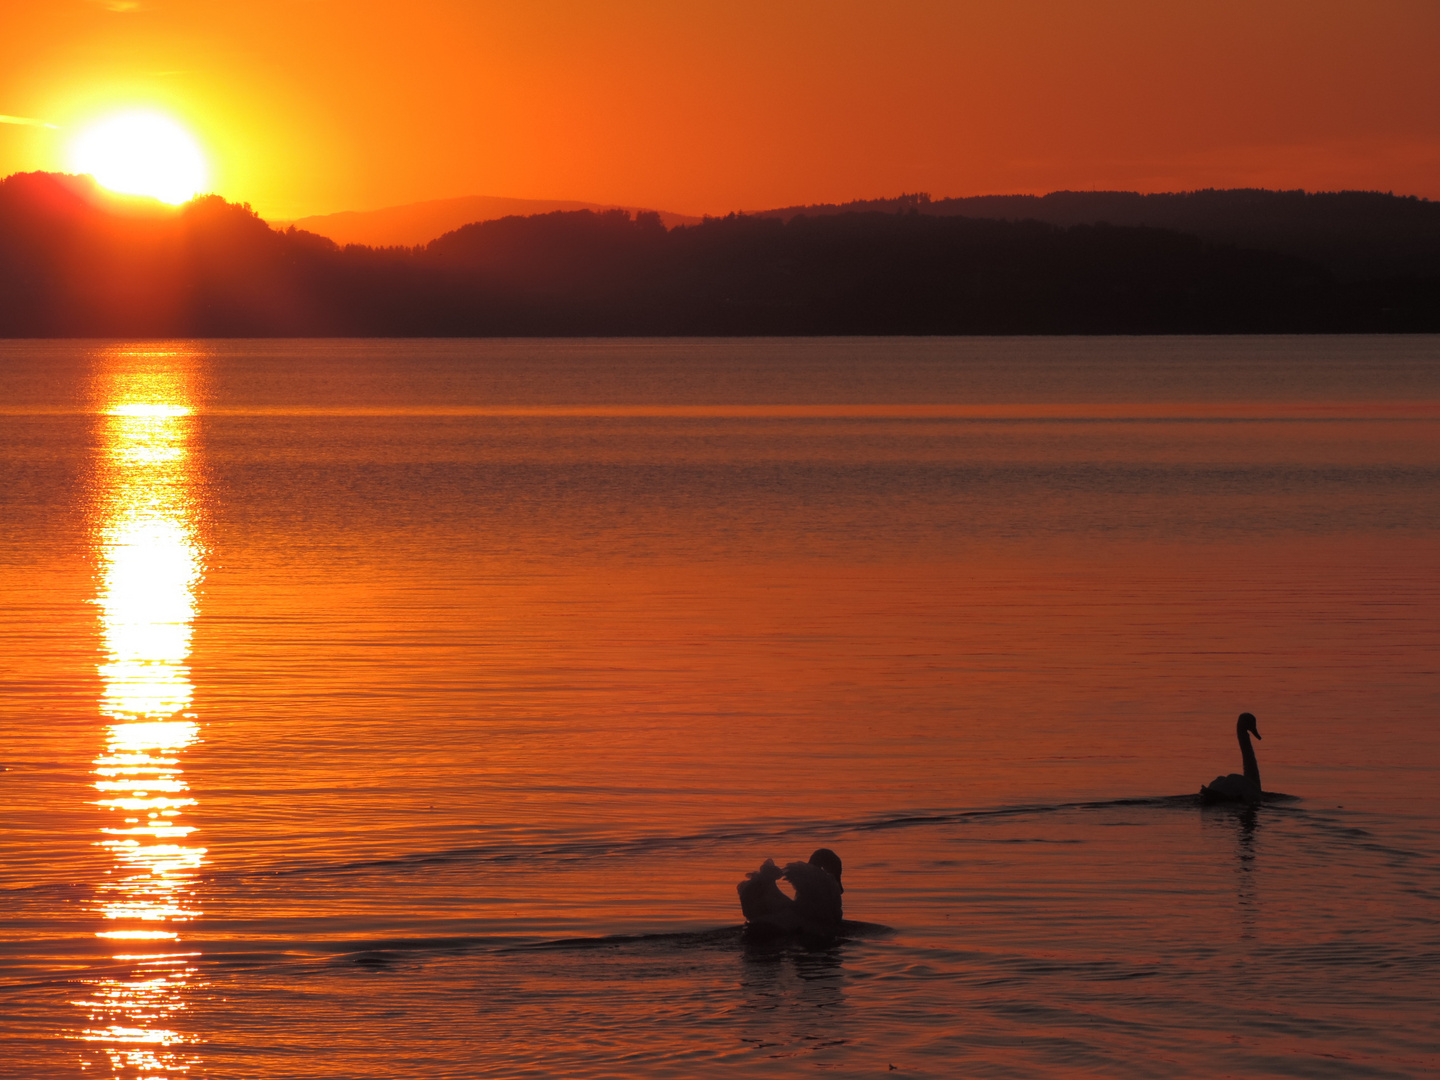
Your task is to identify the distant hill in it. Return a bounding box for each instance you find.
[2,172,1436,335]
[750,189,1440,280]
[284,195,701,248]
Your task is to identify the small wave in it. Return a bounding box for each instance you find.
[77,921,901,974]
[513,927,744,953]
[513,919,894,955]
[210,793,1318,884]
[200,794,1261,887]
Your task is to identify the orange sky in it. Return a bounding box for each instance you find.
[2,0,1438,220]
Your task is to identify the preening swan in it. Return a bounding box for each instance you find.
[737,848,844,938]
[1201,712,1263,804]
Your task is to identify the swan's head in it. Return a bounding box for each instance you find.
[1238,712,1260,740]
[808,848,843,892]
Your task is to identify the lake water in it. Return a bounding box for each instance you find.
[1,336,1438,1079]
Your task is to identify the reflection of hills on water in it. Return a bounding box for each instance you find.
[1,170,1437,335]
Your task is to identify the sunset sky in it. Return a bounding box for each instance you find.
[2,0,1438,221]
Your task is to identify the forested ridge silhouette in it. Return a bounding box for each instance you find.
[752,189,1440,281]
[2,171,1436,336]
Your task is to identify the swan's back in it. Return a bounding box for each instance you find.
[1201,772,1260,804]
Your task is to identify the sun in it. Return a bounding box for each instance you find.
[69,111,208,205]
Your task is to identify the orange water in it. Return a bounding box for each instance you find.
[1,337,1438,1078]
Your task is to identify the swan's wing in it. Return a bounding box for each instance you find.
[744,858,783,884]
[738,875,800,928]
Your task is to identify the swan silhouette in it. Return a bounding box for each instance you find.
[1200,712,1263,804]
[737,848,844,938]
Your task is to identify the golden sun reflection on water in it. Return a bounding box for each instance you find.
[74,353,206,1077]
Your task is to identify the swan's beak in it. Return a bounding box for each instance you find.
[1253,729,1262,740]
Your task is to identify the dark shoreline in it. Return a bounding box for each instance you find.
[4,172,1438,337]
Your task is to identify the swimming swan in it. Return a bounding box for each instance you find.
[737,848,844,937]
[1200,712,1263,804]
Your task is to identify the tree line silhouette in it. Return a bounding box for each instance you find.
[1,171,1436,336]
[752,189,1440,282]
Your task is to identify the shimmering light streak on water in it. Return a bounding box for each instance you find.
[76,349,206,1077]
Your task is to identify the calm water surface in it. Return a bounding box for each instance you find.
[1,337,1438,1078]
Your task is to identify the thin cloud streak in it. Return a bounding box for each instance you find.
[0,114,59,130]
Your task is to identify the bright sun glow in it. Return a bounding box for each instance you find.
[69,111,208,205]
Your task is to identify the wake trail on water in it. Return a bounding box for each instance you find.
[212,793,1301,885]
[8,793,1439,988]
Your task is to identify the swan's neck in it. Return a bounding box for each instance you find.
[1238,728,1260,788]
